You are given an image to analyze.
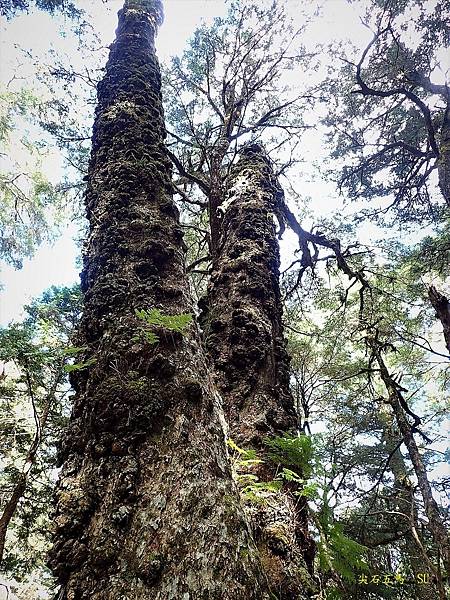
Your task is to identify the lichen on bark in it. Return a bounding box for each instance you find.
[48,3,270,598]
[200,145,316,598]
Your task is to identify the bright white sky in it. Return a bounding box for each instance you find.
[0,0,438,326]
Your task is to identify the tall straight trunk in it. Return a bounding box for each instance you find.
[48,3,270,598]
[200,145,316,599]
[200,146,297,444]
[208,143,228,261]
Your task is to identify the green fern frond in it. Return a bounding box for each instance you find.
[64,357,97,373]
[135,308,193,345]
[265,434,314,477]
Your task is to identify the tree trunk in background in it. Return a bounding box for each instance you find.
[200,145,316,599]
[48,3,270,598]
[380,410,441,600]
[428,285,450,354]
[0,474,26,564]
[0,363,61,564]
[438,107,450,207]
[371,342,450,580]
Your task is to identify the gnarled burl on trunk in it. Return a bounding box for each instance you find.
[48,2,272,598]
[200,145,316,598]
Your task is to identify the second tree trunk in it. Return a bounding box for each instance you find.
[201,144,316,598]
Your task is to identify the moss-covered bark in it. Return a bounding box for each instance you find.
[200,145,316,599]
[200,146,295,446]
[48,3,270,598]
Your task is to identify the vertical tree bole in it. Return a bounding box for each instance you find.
[48,3,270,598]
[437,108,450,207]
[200,145,316,598]
[200,146,296,446]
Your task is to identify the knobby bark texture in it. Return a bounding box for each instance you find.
[200,145,316,599]
[208,142,228,261]
[48,3,271,598]
[428,285,450,354]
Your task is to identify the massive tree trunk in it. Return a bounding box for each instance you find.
[200,145,296,444]
[208,143,228,262]
[48,3,271,598]
[200,145,316,599]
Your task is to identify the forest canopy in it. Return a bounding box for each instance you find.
[0,1,448,599]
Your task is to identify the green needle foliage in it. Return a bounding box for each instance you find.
[0,0,81,19]
[0,285,80,585]
[0,88,71,268]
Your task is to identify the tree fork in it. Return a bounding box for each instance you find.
[200,144,316,598]
[48,3,270,598]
